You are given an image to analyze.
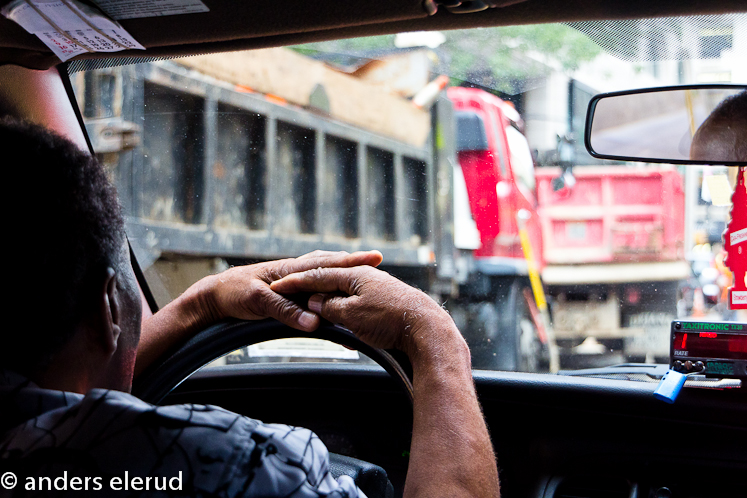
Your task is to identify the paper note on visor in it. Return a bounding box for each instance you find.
[2,0,145,62]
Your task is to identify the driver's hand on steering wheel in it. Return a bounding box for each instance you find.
[191,250,383,332]
[270,265,461,362]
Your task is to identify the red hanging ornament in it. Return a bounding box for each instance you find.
[725,166,747,309]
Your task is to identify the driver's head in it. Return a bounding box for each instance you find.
[690,91,747,163]
[0,117,142,392]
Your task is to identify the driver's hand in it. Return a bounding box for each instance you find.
[200,250,383,332]
[270,266,457,358]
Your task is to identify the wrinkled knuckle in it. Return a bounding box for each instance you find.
[267,261,289,280]
[307,267,327,280]
[330,296,346,314]
[276,299,299,320]
[355,268,379,287]
[326,296,348,321]
[252,284,275,313]
[253,297,272,318]
[349,275,363,293]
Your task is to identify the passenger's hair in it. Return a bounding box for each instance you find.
[0,118,125,375]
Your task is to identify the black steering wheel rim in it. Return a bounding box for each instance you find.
[132,318,414,406]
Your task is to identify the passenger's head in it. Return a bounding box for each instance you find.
[0,118,141,390]
[690,91,747,163]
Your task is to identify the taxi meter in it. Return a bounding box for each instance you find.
[654,321,746,403]
[670,321,747,378]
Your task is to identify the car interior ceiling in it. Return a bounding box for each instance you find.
[1,0,746,69]
[1,0,747,497]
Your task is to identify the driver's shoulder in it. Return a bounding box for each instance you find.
[0,386,359,496]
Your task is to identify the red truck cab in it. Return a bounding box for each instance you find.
[447,87,550,372]
[447,86,543,271]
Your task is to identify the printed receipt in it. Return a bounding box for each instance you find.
[1,0,145,62]
[96,0,209,20]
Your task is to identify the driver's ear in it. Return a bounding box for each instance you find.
[94,267,122,355]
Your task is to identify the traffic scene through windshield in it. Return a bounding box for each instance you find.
[70,14,747,373]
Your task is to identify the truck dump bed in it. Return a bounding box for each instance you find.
[76,59,454,272]
[535,166,688,284]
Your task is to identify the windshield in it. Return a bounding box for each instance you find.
[69,13,747,373]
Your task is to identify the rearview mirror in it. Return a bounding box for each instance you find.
[585,85,747,166]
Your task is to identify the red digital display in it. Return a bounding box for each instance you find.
[673,331,747,360]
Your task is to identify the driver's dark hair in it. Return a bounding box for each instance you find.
[0,117,125,376]
[709,90,747,124]
[697,90,747,160]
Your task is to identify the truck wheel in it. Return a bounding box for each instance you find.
[500,277,549,372]
[519,316,542,372]
[513,282,546,372]
[458,277,545,372]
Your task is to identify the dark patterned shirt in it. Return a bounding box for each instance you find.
[0,371,363,497]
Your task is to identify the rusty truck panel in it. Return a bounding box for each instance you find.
[73,60,450,272]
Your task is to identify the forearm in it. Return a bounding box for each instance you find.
[134,276,217,377]
[404,320,500,498]
[267,266,499,495]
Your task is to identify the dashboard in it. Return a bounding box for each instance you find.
[165,363,747,497]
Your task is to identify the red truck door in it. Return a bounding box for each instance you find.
[448,87,543,267]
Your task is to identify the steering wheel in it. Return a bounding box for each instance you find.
[132,318,414,498]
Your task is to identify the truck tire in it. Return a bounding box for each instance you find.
[495,277,544,372]
[454,276,545,372]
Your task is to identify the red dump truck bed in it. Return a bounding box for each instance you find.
[535,166,687,284]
